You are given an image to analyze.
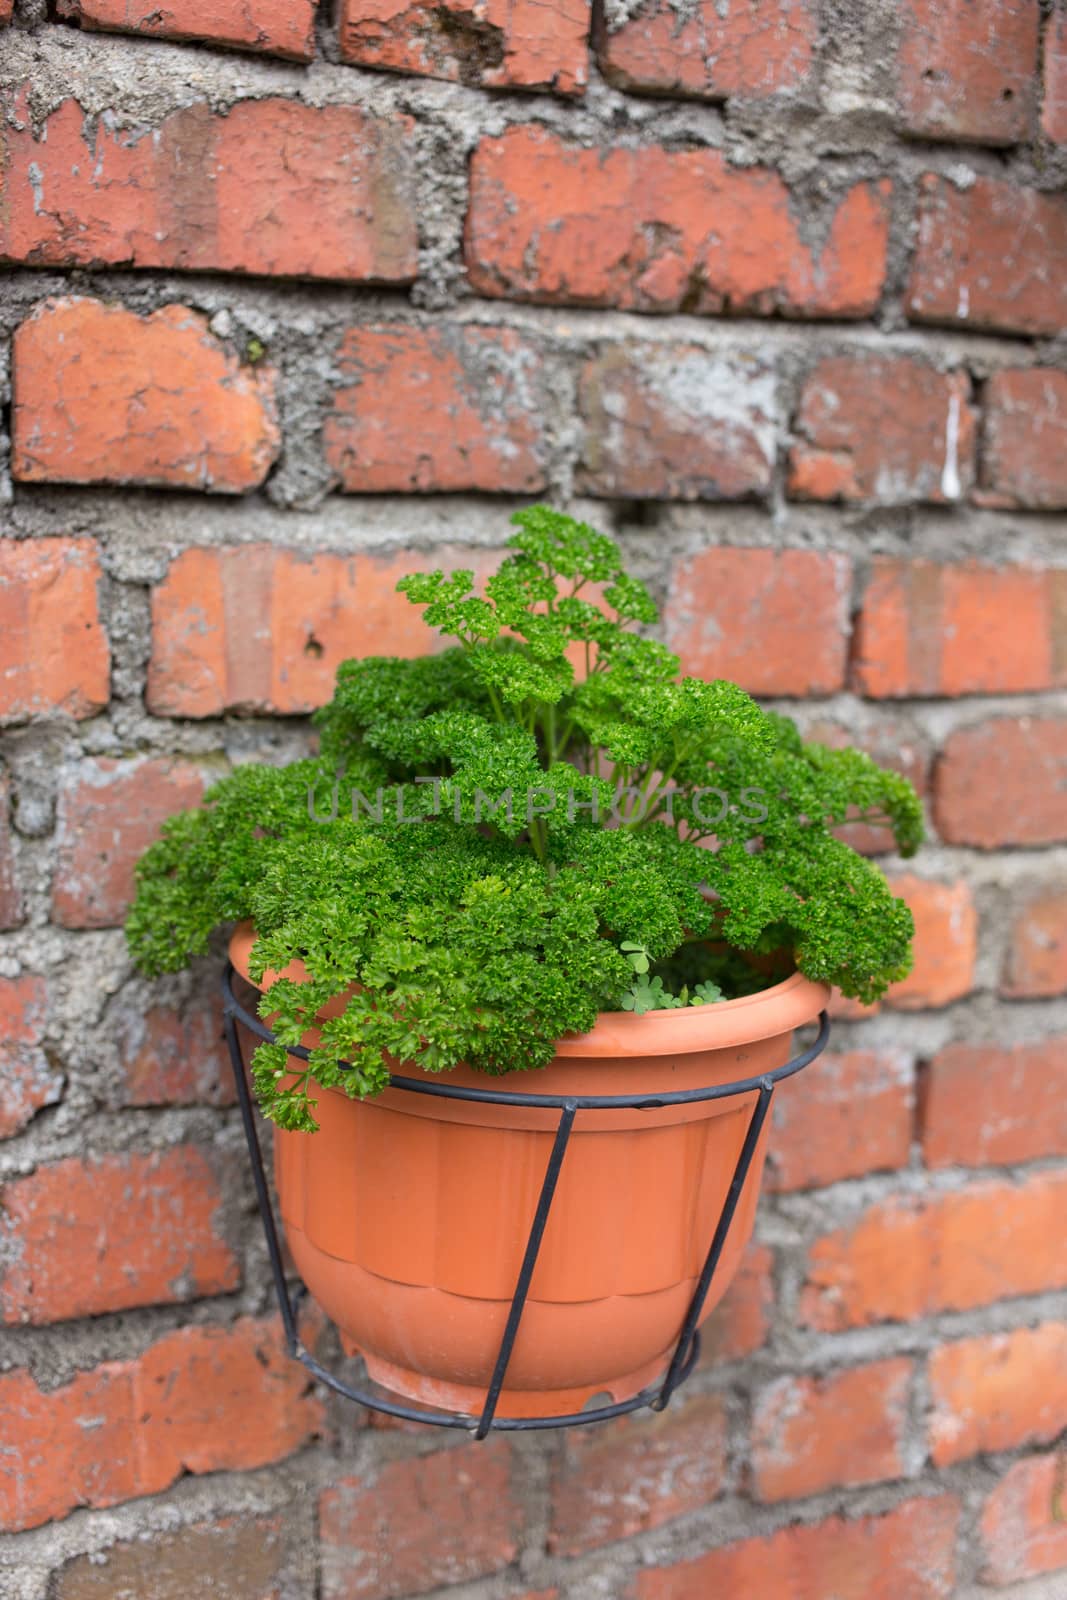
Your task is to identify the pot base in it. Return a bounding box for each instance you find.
[343,1337,671,1419]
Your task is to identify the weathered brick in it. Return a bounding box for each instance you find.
[0,778,23,930]
[339,0,588,93]
[0,975,62,1140]
[13,299,280,492]
[922,1038,1067,1168]
[0,93,416,283]
[703,1242,774,1361]
[979,369,1067,511]
[319,1442,522,1600]
[800,1171,1067,1331]
[578,344,776,501]
[665,547,851,696]
[1002,884,1067,998]
[0,1317,322,1532]
[466,127,891,317]
[324,325,548,493]
[897,0,1038,144]
[0,1011,52,1150]
[549,1393,726,1556]
[57,0,316,57]
[51,1514,297,1600]
[0,0,11,23]
[929,1323,1067,1467]
[0,1146,239,1324]
[980,1451,1067,1586]
[934,717,1067,849]
[0,975,46,1048]
[885,875,977,1011]
[788,357,975,506]
[1046,4,1067,142]
[827,988,881,1021]
[633,1495,958,1599]
[855,560,1067,698]
[117,995,235,1108]
[147,545,496,717]
[52,757,206,929]
[599,0,815,101]
[767,1050,913,1193]
[907,175,1067,336]
[751,1358,912,1502]
[0,538,109,724]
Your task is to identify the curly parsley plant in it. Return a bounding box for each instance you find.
[127,508,922,1131]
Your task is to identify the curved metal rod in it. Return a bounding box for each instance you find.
[222,963,830,1110]
[284,1292,702,1433]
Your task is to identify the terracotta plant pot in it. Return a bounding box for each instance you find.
[230,922,828,1418]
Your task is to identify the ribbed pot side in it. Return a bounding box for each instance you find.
[230,921,829,1417]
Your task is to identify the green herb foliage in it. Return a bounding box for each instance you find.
[127,508,922,1131]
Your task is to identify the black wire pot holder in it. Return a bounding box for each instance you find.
[222,962,830,1438]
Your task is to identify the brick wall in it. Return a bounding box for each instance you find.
[1,0,1066,1596]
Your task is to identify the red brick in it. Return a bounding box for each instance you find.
[0,538,109,724]
[929,1322,1067,1467]
[319,1442,522,1600]
[922,1038,1067,1168]
[751,1357,912,1503]
[549,1393,726,1556]
[634,1495,958,1600]
[339,0,588,93]
[1002,884,1067,997]
[980,1451,1067,1586]
[767,1050,913,1193]
[897,0,1038,144]
[800,1171,1067,1331]
[0,975,45,1048]
[118,995,235,1108]
[907,175,1067,337]
[703,1241,774,1360]
[854,560,1067,698]
[789,357,975,506]
[51,1514,296,1600]
[578,344,776,500]
[666,547,851,696]
[58,0,315,56]
[466,127,891,317]
[979,369,1067,510]
[1046,4,1067,142]
[0,0,11,23]
[52,757,206,929]
[0,778,20,929]
[885,875,977,1011]
[827,988,881,1021]
[0,93,416,284]
[147,544,497,718]
[324,325,548,494]
[599,0,815,101]
[934,717,1067,849]
[0,1316,323,1532]
[0,975,62,1140]
[0,1146,238,1324]
[13,299,279,493]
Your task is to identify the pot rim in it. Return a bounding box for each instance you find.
[229,919,829,1061]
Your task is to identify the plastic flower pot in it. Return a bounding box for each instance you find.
[230,921,828,1419]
